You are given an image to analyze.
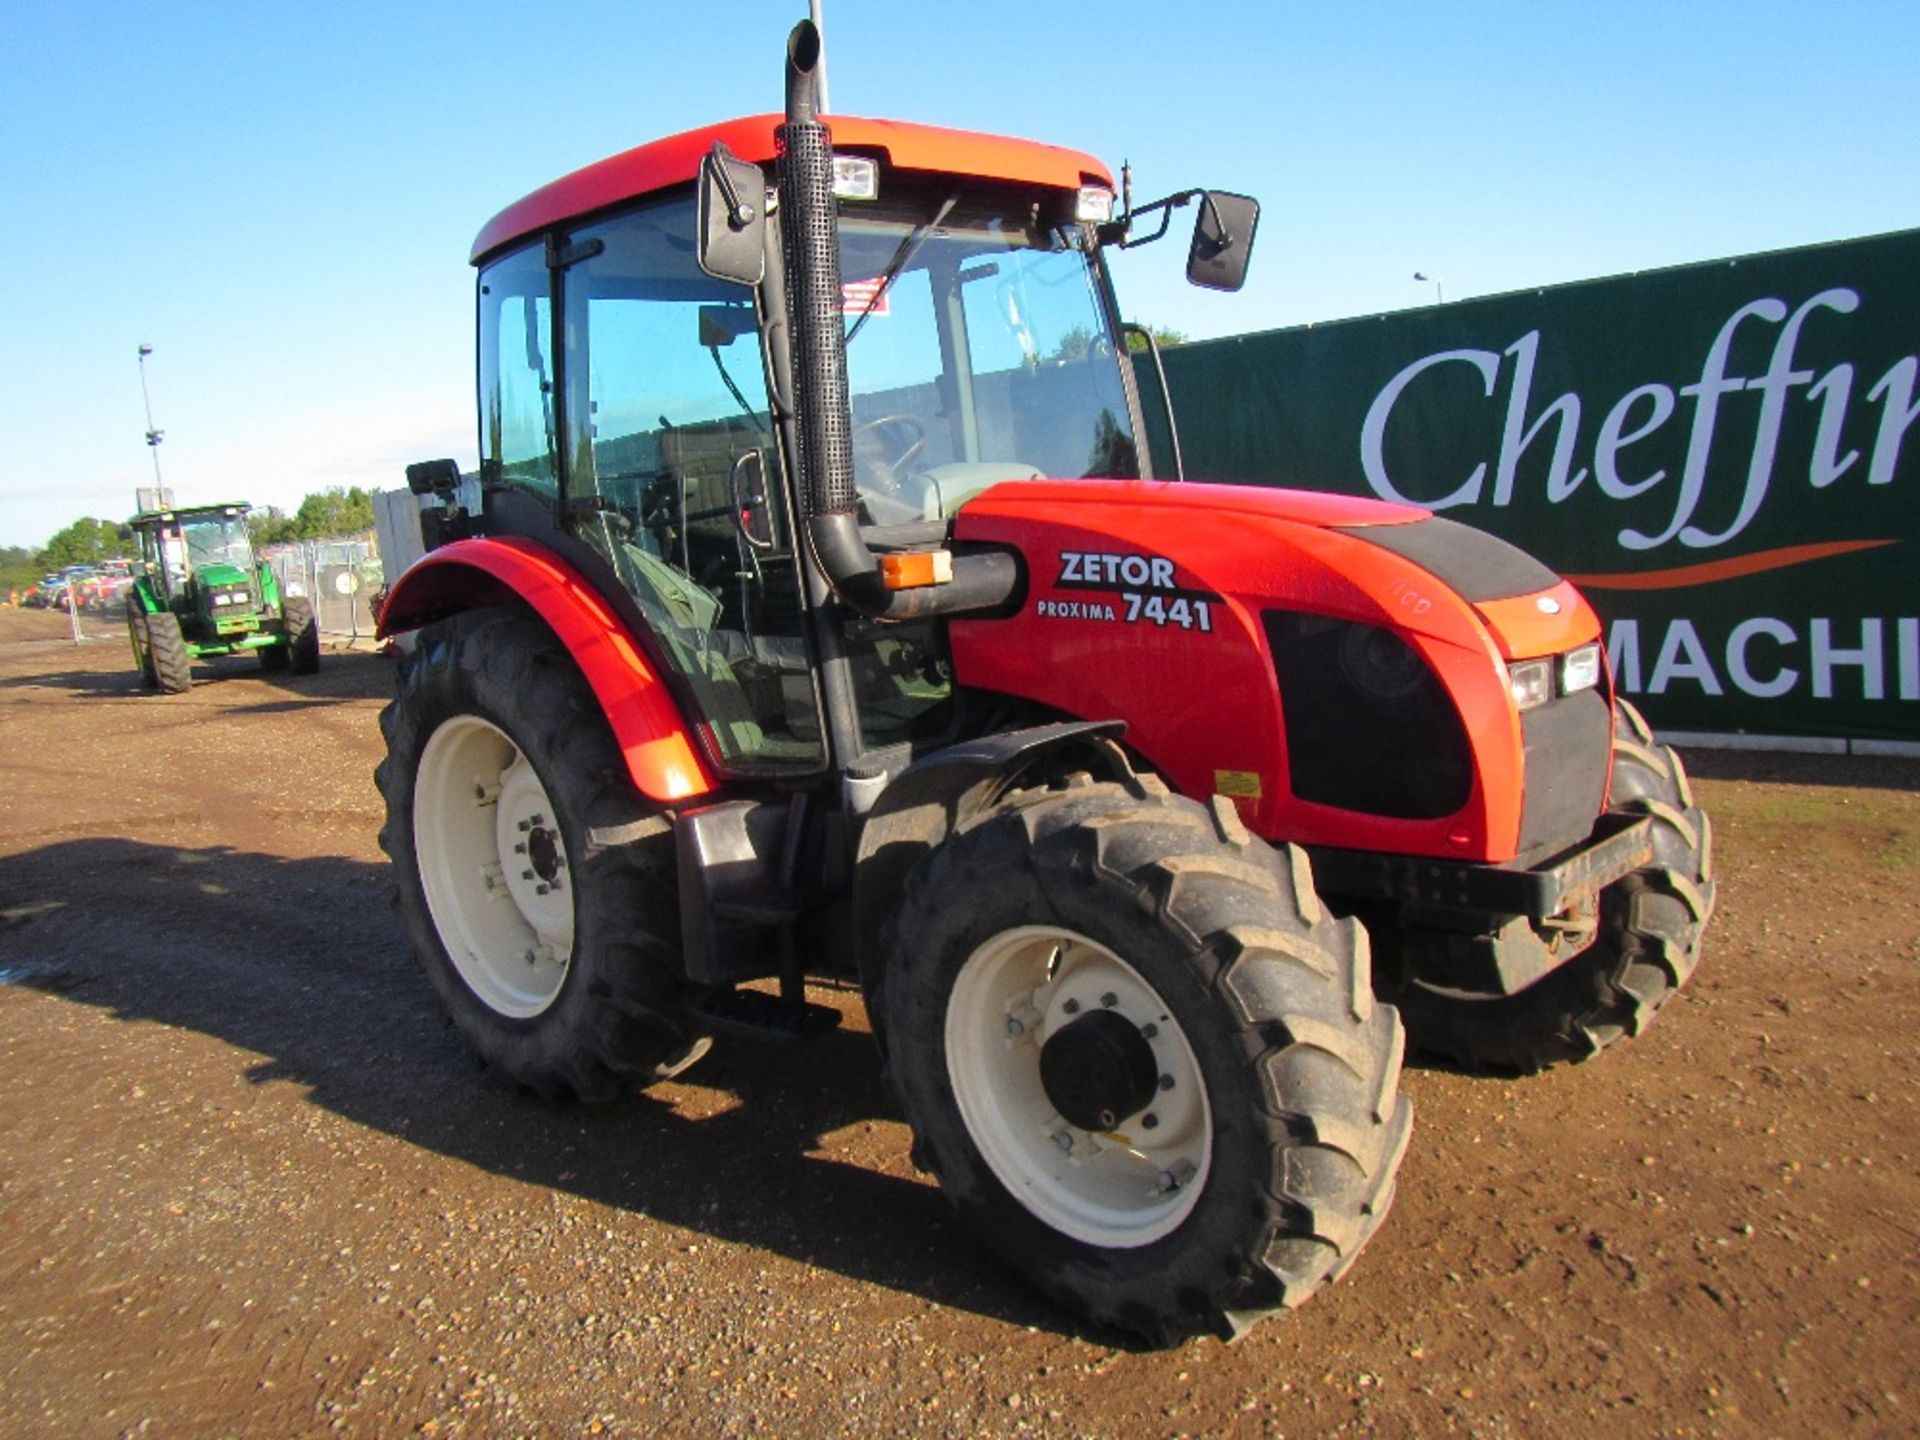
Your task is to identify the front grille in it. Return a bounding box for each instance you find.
[1517,689,1611,858]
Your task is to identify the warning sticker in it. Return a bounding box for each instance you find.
[842,277,890,317]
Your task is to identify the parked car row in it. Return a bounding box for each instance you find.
[15,561,138,612]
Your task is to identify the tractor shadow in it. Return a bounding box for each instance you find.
[0,837,1083,1340]
[0,645,395,705]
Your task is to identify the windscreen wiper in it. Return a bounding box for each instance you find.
[844,194,959,347]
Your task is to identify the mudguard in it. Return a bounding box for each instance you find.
[378,536,715,804]
[851,719,1129,1025]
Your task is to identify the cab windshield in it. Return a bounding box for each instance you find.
[836,189,1138,523]
[182,518,253,571]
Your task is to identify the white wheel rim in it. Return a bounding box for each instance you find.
[413,715,574,1019]
[946,926,1211,1248]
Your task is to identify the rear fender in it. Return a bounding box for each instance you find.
[852,719,1128,1046]
[378,536,715,805]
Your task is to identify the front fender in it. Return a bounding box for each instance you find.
[851,720,1129,1043]
[379,536,714,805]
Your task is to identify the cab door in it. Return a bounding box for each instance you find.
[556,196,823,774]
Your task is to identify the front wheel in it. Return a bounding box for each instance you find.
[126,599,158,687]
[146,611,193,693]
[376,608,710,1100]
[883,778,1411,1344]
[1389,699,1716,1073]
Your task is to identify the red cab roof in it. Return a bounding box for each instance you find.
[471,113,1115,264]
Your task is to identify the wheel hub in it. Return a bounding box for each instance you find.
[1039,1009,1159,1132]
[414,714,574,1020]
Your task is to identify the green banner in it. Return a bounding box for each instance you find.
[1145,229,1920,743]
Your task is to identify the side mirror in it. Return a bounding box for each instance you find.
[1187,191,1260,292]
[698,144,767,287]
[407,458,461,499]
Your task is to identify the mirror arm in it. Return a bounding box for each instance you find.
[1101,188,1203,250]
[708,143,759,229]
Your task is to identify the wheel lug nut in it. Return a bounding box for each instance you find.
[1140,1023,1159,1040]
[513,842,527,854]
[522,869,535,881]
[1141,1112,1159,1130]
[517,819,531,833]
[1062,998,1081,1015]
[536,883,550,895]
[1159,1073,1175,1091]
[1100,992,1118,1008]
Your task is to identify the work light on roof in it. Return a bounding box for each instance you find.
[832,156,879,200]
[1076,186,1115,224]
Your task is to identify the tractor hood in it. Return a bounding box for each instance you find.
[947,478,1606,864]
[194,562,253,589]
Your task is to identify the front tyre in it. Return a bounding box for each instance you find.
[883,779,1411,1344]
[146,611,193,693]
[376,608,710,1101]
[126,599,158,687]
[1391,699,1716,1073]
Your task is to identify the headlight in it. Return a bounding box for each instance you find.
[1508,658,1553,711]
[212,593,231,606]
[1561,643,1602,695]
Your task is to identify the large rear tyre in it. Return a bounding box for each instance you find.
[146,611,193,693]
[1391,699,1716,1073]
[882,777,1410,1344]
[376,608,710,1101]
[283,595,320,674]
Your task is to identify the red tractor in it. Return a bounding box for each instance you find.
[378,23,1714,1343]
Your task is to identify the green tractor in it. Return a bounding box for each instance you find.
[125,502,320,692]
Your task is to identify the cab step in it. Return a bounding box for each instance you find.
[691,986,842,1043]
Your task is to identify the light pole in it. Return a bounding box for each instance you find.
[137,343,166,491]
[1413,272,1445,304]
[809,0,830,112]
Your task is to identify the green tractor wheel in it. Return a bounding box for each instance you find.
[126,599,159,688]
[146,611,194,694]
[283,596,321,674]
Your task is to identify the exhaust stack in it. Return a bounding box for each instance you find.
[777,20,1017,619]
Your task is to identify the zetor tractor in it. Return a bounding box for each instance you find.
[377,22,1714,1342]
[126,502,320,692]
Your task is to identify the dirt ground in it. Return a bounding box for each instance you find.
[0,604,1914,1440]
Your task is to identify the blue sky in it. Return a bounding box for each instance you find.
[2,0,1914,549]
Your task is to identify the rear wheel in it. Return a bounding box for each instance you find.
[376,608,710,1100]
[146,611,193,693]
[1389,700,1716,1073]
[283,595,320,674]
[883,778,1410,1343]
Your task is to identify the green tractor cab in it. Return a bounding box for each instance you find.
[124,502,320,692]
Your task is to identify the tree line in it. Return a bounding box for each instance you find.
[2,486,378,589]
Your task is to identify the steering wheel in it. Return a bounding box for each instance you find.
[851,414,928,495]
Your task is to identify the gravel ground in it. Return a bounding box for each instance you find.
[1,605,1915,1438]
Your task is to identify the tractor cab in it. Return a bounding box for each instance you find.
[420,107,1247,783]
[132,503,256,610]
